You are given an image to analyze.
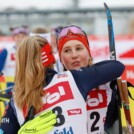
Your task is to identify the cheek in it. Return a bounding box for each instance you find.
[61,55,69,64]
[80,54,90,65]
[61,55,71,68]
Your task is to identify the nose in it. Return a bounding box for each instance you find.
[71,50,78,59]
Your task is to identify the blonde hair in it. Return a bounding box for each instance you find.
[14,36,51,113]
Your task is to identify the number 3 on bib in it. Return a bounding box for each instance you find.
[52,106,65,126]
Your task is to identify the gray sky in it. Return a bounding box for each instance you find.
[0,0,134,10]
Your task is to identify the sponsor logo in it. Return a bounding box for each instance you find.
[119,48,134,58]
[42,82,74,109]
[57,73,68,78]
[75,68,82,71]
[87,90,107,110]
[23,129,37,133]
[1,118,10,123]
[122,65,134,84]
[54,126,74,134]
[67,108,82,115]
[127,70,134,79]
[91,45,109,58]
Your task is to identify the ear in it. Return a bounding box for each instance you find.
[88,57,93,66]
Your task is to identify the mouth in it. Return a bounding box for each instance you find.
[72,61,80,67]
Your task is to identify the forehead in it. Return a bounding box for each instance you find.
[62,40,85,49]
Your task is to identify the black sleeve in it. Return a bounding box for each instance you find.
[0,101,20,134]
[70,60,125,100]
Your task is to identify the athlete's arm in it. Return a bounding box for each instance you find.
[0,49,7,72]
[70,60,125,100]
[0,100,20,134]
[0,101,56,134]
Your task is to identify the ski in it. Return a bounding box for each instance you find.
[104,3,122,134]
[104,3,116,60]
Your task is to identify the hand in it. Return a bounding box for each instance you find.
[18,110,56,134]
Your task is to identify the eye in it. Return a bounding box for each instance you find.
[64,49,71,53]
[76,47,83,51]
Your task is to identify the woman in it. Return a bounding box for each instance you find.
[57,25,123,134]
[0,35,124,134]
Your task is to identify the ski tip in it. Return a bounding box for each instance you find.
[104,3,109,10]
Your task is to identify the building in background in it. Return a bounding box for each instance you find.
[0,0,134,35]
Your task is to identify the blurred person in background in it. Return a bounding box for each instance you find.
[30,27,51,43]
[57,25,122,134]
[51,26,63,72]
[0,25,29,119]
[51,26,63,53]
[0,25,29,90]
[0,35,125,134]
